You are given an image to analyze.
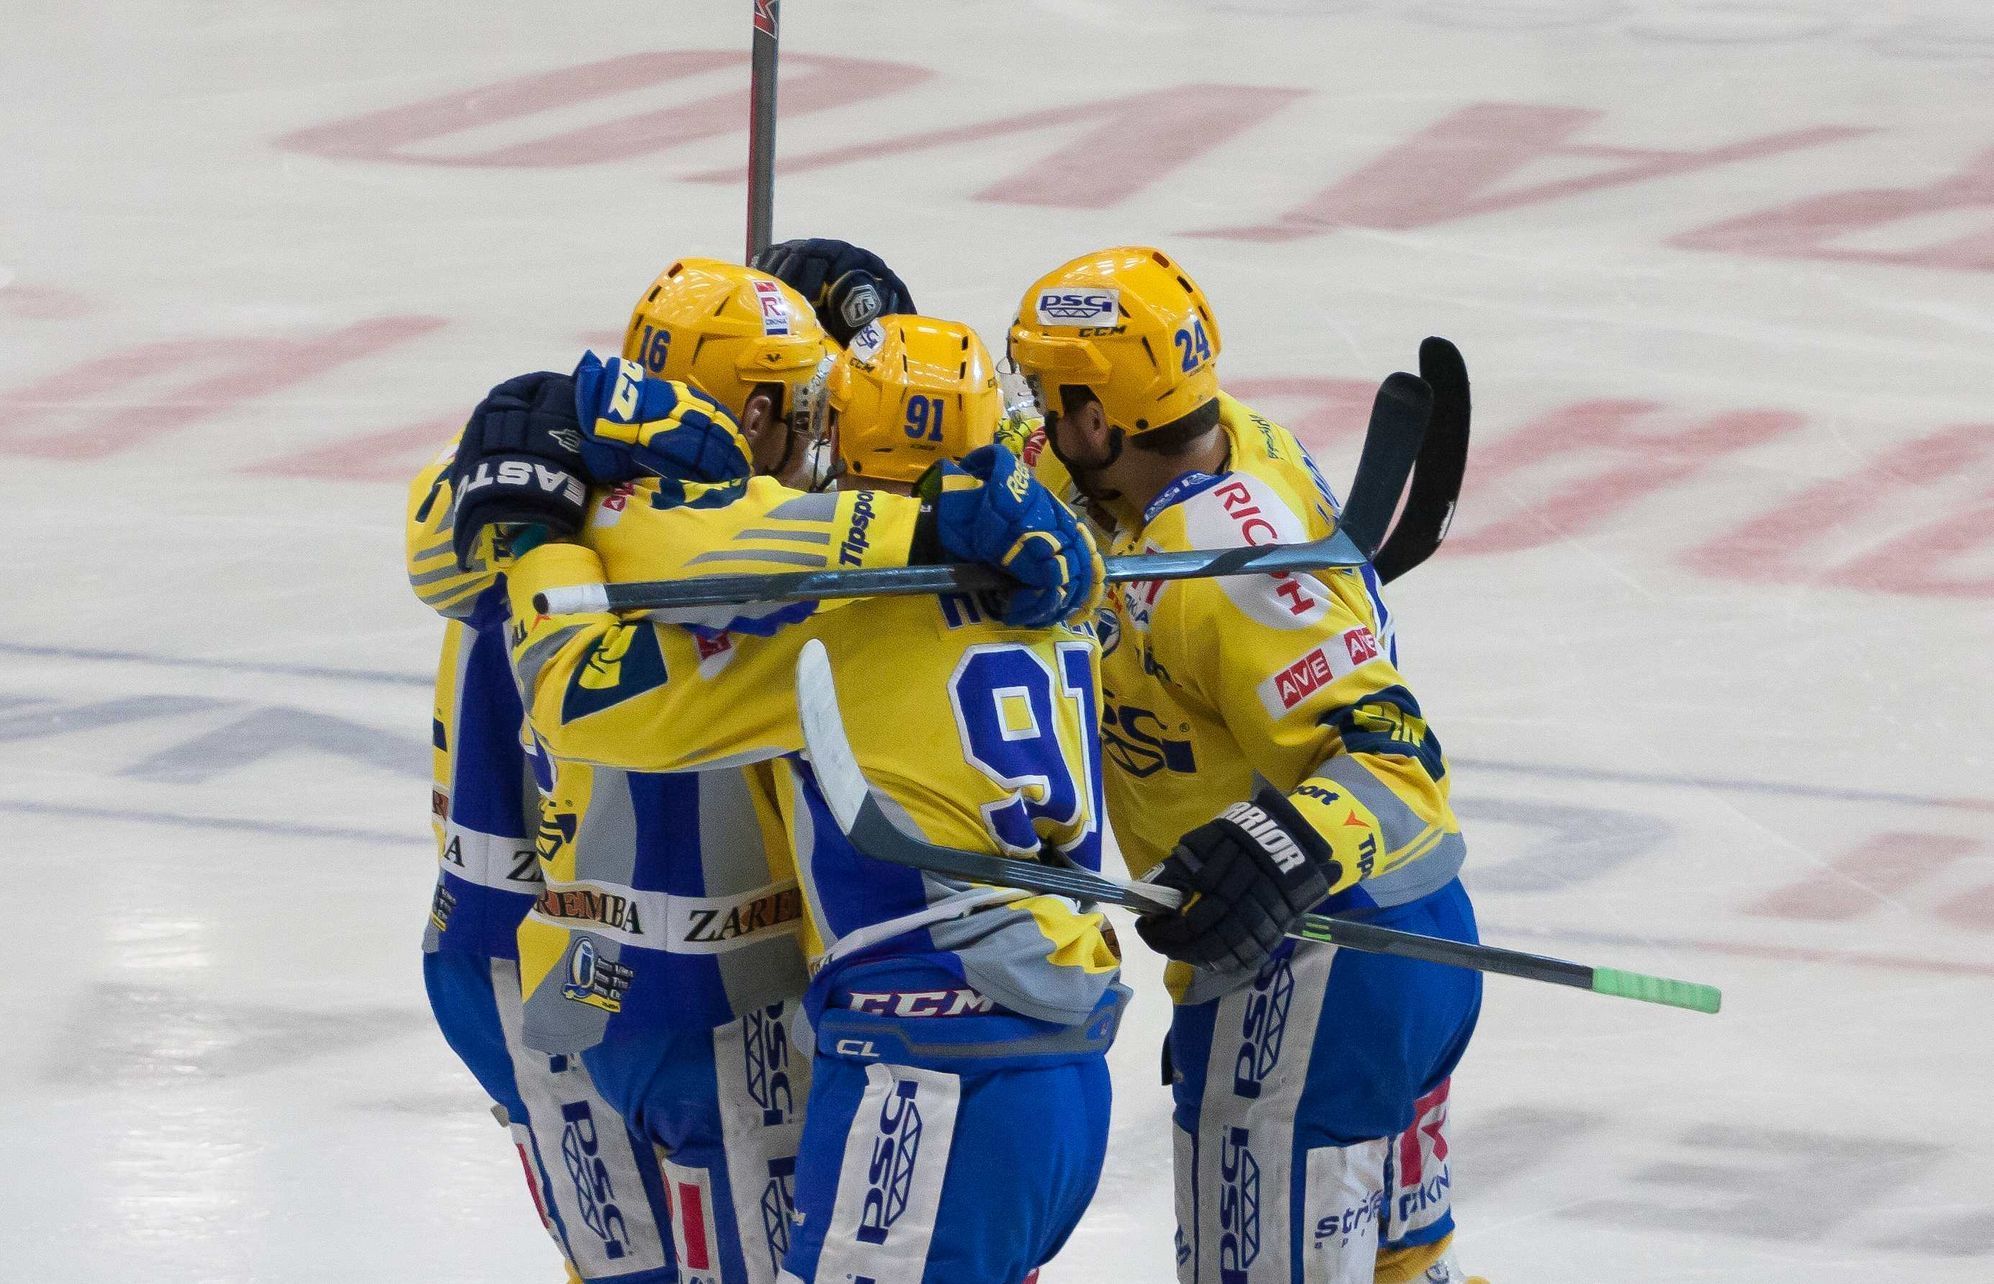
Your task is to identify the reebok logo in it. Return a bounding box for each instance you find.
[1221,802,1306,872]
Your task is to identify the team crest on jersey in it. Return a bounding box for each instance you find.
[534,810,577,865]
[1035,288,1118,327]
[563,626,670,722]
[1101,700,1196,779]
[1094,604,1121,657]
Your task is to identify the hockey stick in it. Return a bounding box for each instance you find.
[745,0,780,261]
[1373,337,1469,584]
[534,372,1431,616]
[795,640,1721,1016]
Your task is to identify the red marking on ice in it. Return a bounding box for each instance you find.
[0,315,445,460]
[1447,400,1804,555]
[1674,145,1994,272]
[250,416,459,481]
[1685,423,1994,598]
[1227,377,1376,455]
[750,83,1303,211]
[1746,832,1977,923]
[1192,103,1865,240]
[278,52,925,168]
[0,284,95,320]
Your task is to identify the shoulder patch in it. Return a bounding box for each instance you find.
[562,626,670,722]
[1172,471,1331,630]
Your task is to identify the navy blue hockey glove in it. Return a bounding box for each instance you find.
[913,444,1103,629]
[1134,787,1341,973]
[751,237,915,346]
[568,352,753,493]
[450,371,590,569]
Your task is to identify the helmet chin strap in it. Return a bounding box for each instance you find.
[1043,409,1125,504]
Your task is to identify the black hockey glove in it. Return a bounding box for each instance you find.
[449,371,591,569]
[751,237,915,346]
[1134,787,1341,973]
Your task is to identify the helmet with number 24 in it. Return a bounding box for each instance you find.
[1007,245,1222,442]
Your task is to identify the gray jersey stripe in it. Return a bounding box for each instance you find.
[513,622,585,693]
[687,548,827,569]
[734,527,833,546]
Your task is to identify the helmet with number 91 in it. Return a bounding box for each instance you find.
[623,258,836,426]
[1007,246,1222,443]
[824,316,1001,484]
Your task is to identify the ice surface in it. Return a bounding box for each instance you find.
[3,1,1990,1279]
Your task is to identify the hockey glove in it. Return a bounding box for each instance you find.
[915,443,1102,630]
[751,237,916,346]
[1134,787,1341,973]
[450,371,590,569]
[569,353,754,495]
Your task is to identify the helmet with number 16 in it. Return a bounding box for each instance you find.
[824,316,1001,484]
[622,258,837,484]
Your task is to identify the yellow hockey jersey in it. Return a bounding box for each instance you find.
[1099,395,1465,995]
[405,426,813,1053]
[406,445,542,960]
[505,478,1121,1028]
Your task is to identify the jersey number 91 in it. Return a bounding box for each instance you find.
[947,642,1102,867]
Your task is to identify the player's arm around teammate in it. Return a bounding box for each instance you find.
[1009,247,1487,1284]
[493,318,1122,1284]
[404,430,682,1283]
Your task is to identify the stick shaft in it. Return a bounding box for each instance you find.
[538,528,1367,616]
[746,0,779,260]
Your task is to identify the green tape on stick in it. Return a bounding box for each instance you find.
[1592,967,1722,1014]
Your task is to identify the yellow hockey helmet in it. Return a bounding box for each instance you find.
[622,257,836,421]
[826,316,1001,484]
[1007,246,1222,440]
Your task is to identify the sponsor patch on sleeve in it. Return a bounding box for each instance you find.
[1257,625,1382,715]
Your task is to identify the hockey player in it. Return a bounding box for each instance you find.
[1007,247,1486,1284]
[480,315,1121,1284]
[406,437,679,1282]
[464,262,842,1284]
